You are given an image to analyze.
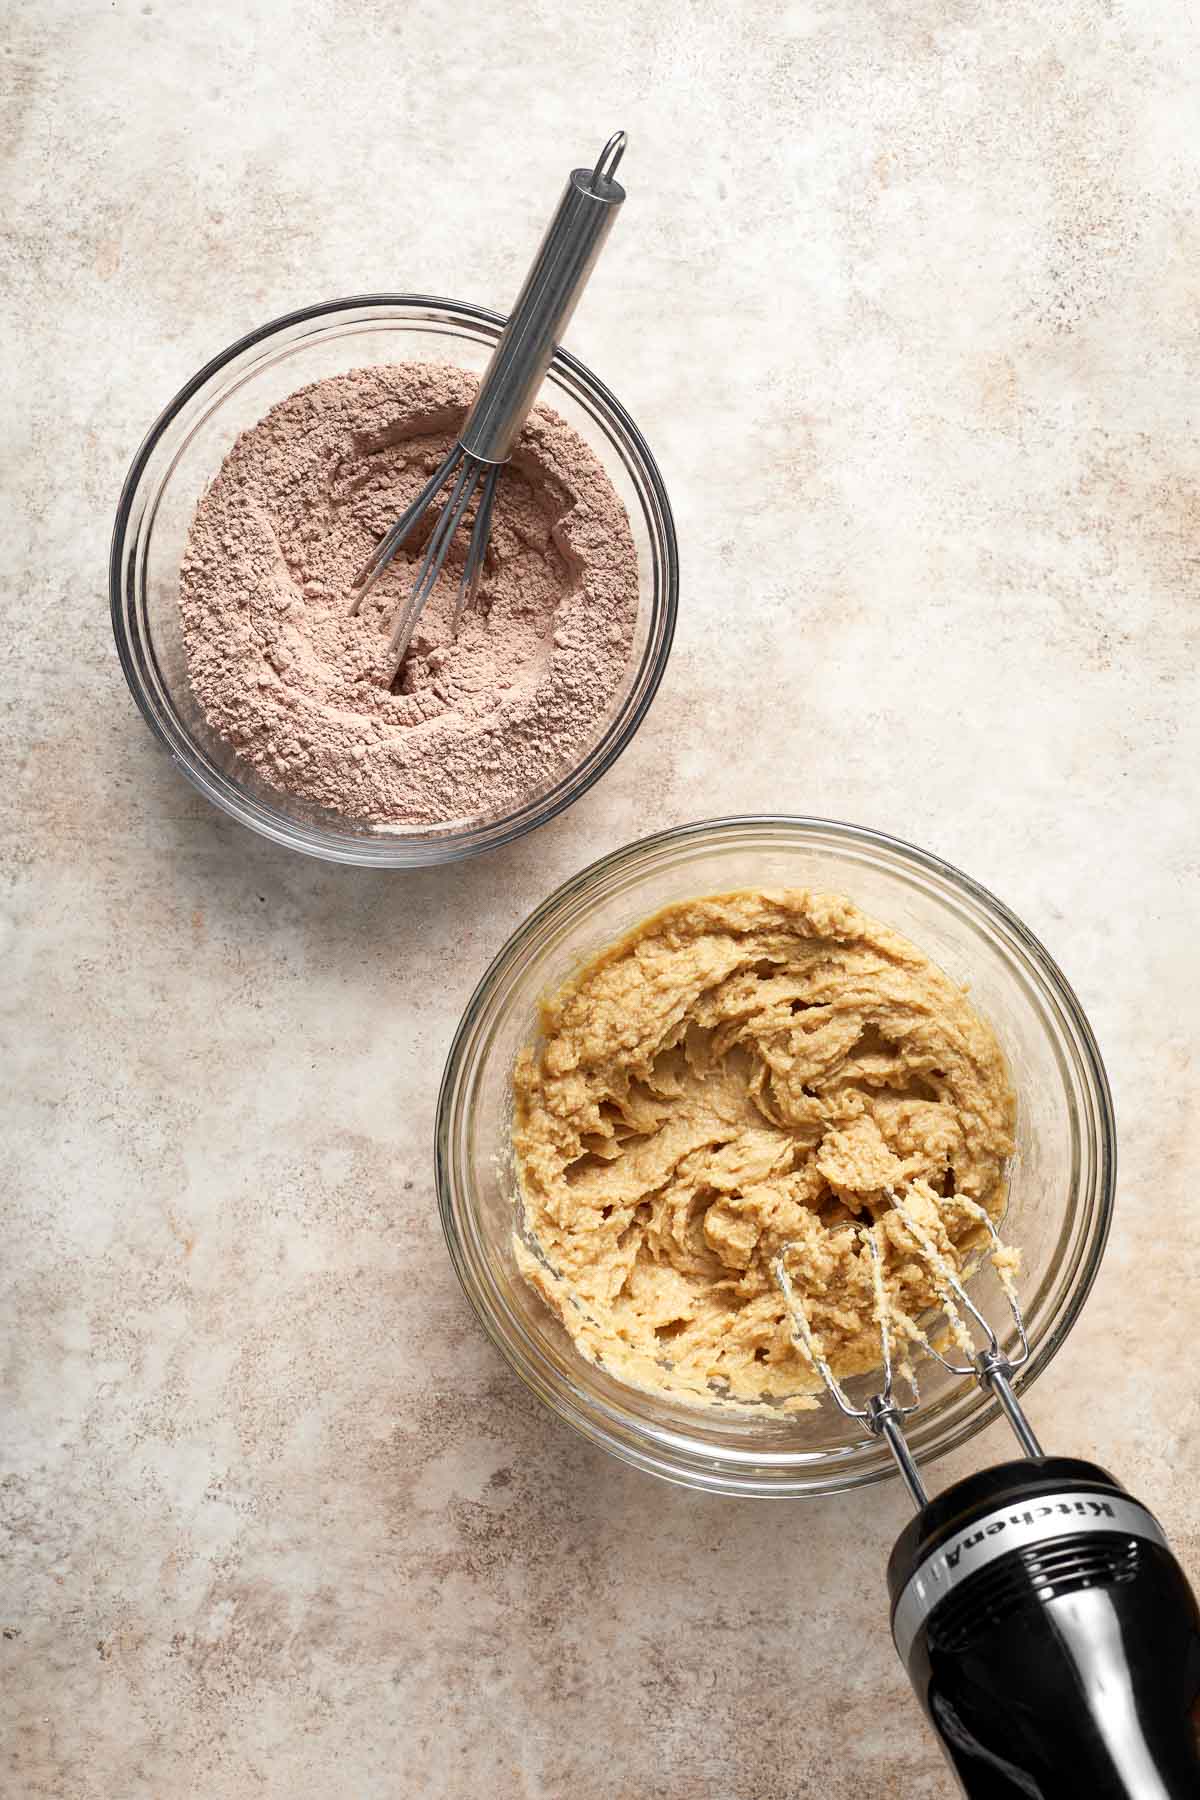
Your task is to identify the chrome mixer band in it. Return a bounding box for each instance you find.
[891,1488,1168,1664]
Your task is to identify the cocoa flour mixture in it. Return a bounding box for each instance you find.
[179,363,638,827]
[514,889,1016,1411]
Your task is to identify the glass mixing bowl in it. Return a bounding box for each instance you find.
[109,295,678,866]
[437,816,1115,1497]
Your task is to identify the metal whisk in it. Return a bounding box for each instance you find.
[349,131,629,677]
[773,1187,1039,1507]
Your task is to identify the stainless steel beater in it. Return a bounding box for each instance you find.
[773,1187,1040,1507]
[349,131,628,677]
[774,1192,1200,1797]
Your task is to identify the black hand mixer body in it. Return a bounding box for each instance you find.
[889,1456,1200,1798]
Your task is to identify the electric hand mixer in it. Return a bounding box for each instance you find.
[775,1194,1200,1798]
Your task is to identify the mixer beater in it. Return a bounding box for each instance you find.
[774,1189,1200,1798]
[775,1188,1040,1508]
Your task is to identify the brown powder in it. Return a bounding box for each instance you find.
[178,362,638,828]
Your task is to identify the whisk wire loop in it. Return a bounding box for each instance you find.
[349,442,463,616]
[452,463,501,636]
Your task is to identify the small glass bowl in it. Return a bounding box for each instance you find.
[109,295,678,866]
[437,817,1116,1498]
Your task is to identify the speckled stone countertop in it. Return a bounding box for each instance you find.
[4,3,1198,1795]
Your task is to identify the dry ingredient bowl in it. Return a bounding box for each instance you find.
[109,295,678,867]
[437,816,1115,1497]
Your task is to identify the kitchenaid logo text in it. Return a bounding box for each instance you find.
[942,1499,1115,1570]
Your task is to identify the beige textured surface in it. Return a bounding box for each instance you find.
[3,2,1198,1795]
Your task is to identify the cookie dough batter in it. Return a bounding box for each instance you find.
[513,889,1016,1408]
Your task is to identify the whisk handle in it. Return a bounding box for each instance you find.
[458,134,627,465]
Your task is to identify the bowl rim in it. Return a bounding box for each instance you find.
[436,813,1117,1497]
[108,292,679,867]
